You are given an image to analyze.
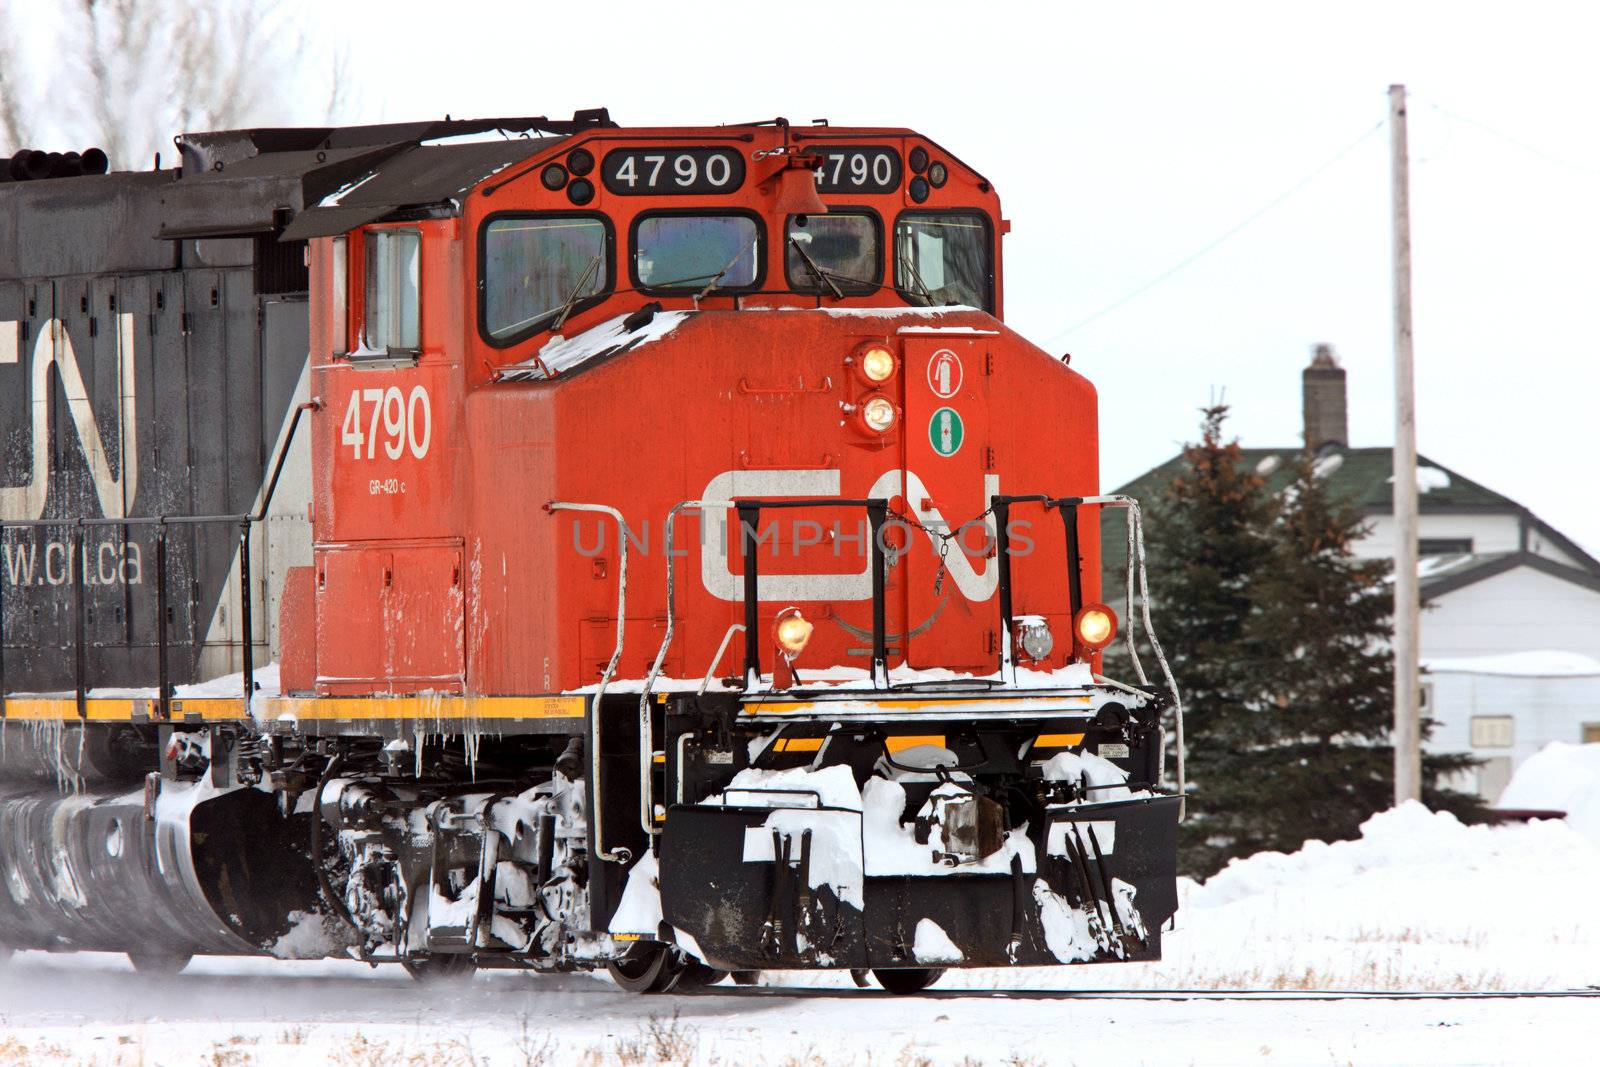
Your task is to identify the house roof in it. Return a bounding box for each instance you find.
[1107,443,1600,577]
[1112,445,1517,513]
[1417,551,1600,601]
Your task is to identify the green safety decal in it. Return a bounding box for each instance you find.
[929,407,964,457]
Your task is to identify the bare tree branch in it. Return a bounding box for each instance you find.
[0,6,35,154]
[14,0,340,170]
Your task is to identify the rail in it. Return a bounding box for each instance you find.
[0,400,317,722]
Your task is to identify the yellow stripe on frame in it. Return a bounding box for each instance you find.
[0,694,587,724]
[885,735,946,754]
[253,695,587,722]
[0,698,249,722]
[1033,733,1086,748]
[750,695,1094,715]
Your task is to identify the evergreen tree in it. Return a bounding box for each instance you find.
[1117,410,1483,878]
[1237,452,1482,862]
[1115,404,1277,875]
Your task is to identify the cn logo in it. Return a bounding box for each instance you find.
[0,316,138,521]
[927,348,963,399]
[696,468,999,603]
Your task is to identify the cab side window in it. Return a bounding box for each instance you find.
[364,229,420,352]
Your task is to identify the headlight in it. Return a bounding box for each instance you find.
[861,395,896,433]
[857,343,897,383]
[774,608,814,657]
[1073,603,1118,651]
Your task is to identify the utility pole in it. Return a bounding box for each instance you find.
[1390,83,1422,805]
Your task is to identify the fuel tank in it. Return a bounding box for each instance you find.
[0,775,320,957]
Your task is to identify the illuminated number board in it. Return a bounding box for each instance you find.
[601,148,746,195]
[809,146,902,194]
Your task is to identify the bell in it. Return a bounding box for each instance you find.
[773,164,827,217]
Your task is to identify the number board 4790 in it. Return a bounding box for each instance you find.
[601,148,746,195]
[809,146,902,194]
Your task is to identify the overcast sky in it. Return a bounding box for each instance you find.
[27,1,1600,554]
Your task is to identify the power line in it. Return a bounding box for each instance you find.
[1418,95,1599,176]
[1042,120,1386,346]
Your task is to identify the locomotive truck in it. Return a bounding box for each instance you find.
[0,111,1183,992]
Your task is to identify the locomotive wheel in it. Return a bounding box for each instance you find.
[872,967,945,995]
[673,960,729,991]
[606,941,681,994]
[127,951,192,976]
[401,953,477,982]
[730,970,760,986]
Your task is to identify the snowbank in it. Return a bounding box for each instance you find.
[1498,742,1600,844]
[1092,802,1600,990]
[759,800,1600,992]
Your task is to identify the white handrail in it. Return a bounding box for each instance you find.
[547,501,632,863]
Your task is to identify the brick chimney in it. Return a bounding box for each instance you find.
[1302,343,1347,450]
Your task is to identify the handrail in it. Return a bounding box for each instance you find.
[637,500,732,837]
[1046,493,1187,811]
[255,401,320,523]
[1072,494,1185,809]
[699,624,746,696]
[731,497,891,688]
[545,500,632,864]
[0,397,317,720]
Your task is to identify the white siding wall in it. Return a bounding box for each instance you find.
[1356,512,1588,570]
[1420,567,1600,661]
[1424,670,1600,802]
[1356,513,1522,559]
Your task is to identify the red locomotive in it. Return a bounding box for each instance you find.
[0,112,1181,991]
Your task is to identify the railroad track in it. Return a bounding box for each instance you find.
[713,985,1600,1002]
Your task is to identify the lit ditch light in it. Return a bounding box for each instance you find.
[775,608,814,656]
[860,395,897,434]
[853,342,897,384]
[773,608,814,689]
[1073,603,1118,653]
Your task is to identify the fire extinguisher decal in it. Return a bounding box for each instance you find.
[926,348,963,399]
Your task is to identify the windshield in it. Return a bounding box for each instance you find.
[894,213,993,311]
[482,216,609,342]
[634,214,761,290]
[786,213,879,293]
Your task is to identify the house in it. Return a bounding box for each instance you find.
[1107,345,1600,802]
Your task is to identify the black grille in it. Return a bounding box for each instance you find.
[254,232,309,294]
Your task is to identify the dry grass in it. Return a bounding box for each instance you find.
[0,1029,1090,1067]
[612,1008,700,1065]
[332,1033,480,1067]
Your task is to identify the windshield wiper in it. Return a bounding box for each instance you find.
[693,249,750,303]
[787,236,844,300]
[551,253,603,330]
[897,254,939,307]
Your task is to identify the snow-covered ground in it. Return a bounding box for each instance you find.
[4,753,1600,1064]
